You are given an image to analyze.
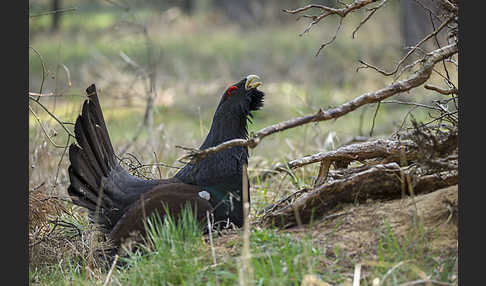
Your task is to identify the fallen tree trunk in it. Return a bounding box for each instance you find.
[260,162,457,228]
[259,125,458,228]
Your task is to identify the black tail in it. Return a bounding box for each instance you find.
[68,84,160,232]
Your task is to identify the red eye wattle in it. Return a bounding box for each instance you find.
[226,86,238,97]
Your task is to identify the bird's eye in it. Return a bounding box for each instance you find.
[226,86,238,97]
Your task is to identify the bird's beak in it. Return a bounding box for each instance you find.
[245,74,262,90]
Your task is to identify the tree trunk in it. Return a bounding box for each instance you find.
[51,0,61,32]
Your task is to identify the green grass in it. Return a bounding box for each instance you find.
[119,204,210,285]
[28,204,329,285]
[363,219,457,285]
[100,207,328,286]
[29,206,457,286]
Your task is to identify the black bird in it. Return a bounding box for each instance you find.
[67,75,264,247]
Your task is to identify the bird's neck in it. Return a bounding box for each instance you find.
[200,111,249,149]
[175,111,249,186]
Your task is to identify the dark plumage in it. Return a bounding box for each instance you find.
[67,75,264,248]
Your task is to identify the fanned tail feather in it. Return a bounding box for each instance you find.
[67,84,159,231]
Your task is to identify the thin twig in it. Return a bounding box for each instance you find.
[239,164,253,286]
[316,16,344,56]
[397,279,453,286]
[424,84,457,95]
[378,260,410,286]
[381,100,440,110]
[54,136,71,186]
[207,211,217,266]
[102,254,119,286]
[29,96,75,138]
[153,152,163,179]
[29,46,47,96]
[358,16,455,76]
[28,92,64,97]
[130,162,181,171]
[369,101,381,137]
[428,11,451,83]
[29,105,72,148]
[413,0,441,22]
[284,0,379,26]
[352,0,387,39]
[284,0,379,54]
[420,111,457,127]
[30,7,77,17]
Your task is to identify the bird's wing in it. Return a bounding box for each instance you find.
[109,183,213,246]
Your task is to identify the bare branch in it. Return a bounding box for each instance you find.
[369,102,381,137]
[352,0,387,39]
[397,279,453,286]
[424,84,458,95]
[28,62,72,98]
[104,0,130,12]
[284,0,380,54]
[182,43,457,161]
[381,100,440,110]
[28,92,62,97]
[412,0,441,22]
[284,0,379,21]
[29,96,75,138]
[177,138,251,163]
[30,7,76,17]
[358,16,455,76]
[315,16,344,56]
[29,105,71,148]
[29,46,47,95]
[261,138,418,179]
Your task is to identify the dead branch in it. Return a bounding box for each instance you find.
[424,84,458,95]
[181,43,457,163]
[29,46,72,98]
[255,1,458,231]
[29,46,47,96]
[369,101,381,136]
[381,100,440,110]
[352,0,388,39]
[29,92,63,97]
[30,7,76,17]
[358,15,455,77]
[283,0,380,55]
[29,95,75,139]
[258,123,458,227]
[284,0,379,35]
[28,63,72,98]
[256,138,418,182]
[314,159,331,187]
[316,16,344,56]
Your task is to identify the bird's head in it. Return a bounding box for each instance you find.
[216,74,265,120]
